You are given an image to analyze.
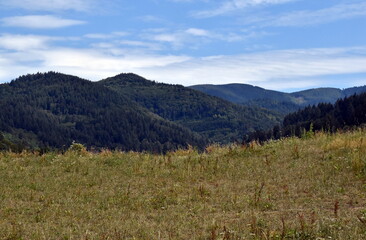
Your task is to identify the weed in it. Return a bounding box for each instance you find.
[334,200,339,218]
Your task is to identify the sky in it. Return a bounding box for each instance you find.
[0,0,366,92]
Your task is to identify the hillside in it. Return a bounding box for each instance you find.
[246,92,366,142]
[0,130,365,239]
[100,73,281,143]
[190,83,366,114]
[190,83,292,104]
[0,72,206,152]
[291,88,344,105]
[282,92,366,137]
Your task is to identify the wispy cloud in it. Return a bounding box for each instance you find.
[84,32,129,39]
[167,0,210,2]
[138,15,167,24]
[117,40,162,51]
[237,2,366,27]
[0,0,98,12]
[2,15,86,29]
[270,2,366,27]
[193,0,295,18]
[143,27,264,49]
[143,28,210,49]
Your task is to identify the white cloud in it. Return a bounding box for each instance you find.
[2,15,86,29]
[0,34,54,50]
[0,0,97,12]
[36,49,191,81]
[152,34,181,43]
[0,34,191,82]
[42,49,190,69]
[194,0,295,18]
[1,33,366,91]
[185,28,210,37]
[138,47,366,90]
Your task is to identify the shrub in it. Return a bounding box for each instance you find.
[68,141,87,153]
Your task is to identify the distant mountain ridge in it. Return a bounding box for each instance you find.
[190,84,366,114]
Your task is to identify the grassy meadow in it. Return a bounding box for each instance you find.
[1,130,366,239]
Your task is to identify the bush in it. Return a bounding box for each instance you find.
[68,141,87,153]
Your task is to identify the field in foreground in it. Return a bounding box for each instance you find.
[1,130,366,239]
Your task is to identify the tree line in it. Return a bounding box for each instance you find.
[245,92,366,143]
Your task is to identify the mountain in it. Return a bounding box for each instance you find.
[2,72,363,152]
[190,84,366,114]
[0,72,283,152]
[100,73,282,143]
[0,72,206,152]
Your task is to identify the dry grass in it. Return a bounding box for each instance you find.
[0,130,366,239]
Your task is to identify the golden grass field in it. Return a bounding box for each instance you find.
[0,130,366,239]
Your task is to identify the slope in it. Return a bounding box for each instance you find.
[100,73,282,143]
[0,72,206,152]
[1,130,366,239]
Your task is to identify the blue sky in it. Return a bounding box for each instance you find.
[0,0,366,91]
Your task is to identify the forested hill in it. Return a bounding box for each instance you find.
[190,83,291,104]
[246,92,366,142]
[100,73,281,143]
[282,92,366,136]
[190,84,366,115]
[0,72,206,152]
